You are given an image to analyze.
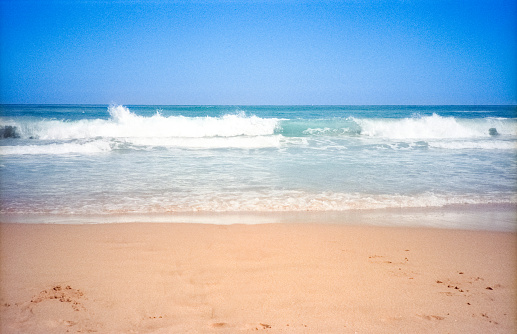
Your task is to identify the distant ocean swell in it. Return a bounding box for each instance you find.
[0,105,515,154]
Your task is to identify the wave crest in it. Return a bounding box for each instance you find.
[1,107,515,153]
[354,114,516,139]
[5,105,281,140]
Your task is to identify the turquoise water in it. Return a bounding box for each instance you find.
[1,105,516,228]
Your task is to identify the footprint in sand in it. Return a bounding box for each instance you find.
[30,285,85,311]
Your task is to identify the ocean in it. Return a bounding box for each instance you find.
[1,105,516,230]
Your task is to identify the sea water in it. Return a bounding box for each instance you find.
[0,105,516,229]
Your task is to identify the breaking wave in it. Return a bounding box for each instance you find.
[0,106,515,154]
[353,114,516,139]
[2,105,280,140]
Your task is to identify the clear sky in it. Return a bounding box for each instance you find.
[0,0,516,105]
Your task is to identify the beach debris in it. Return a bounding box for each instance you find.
[418,314,445,321]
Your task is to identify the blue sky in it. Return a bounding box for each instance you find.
[0,0,515,105]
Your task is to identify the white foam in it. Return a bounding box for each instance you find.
[127,135,284,149]
[303,127,351,135]
[0,141,111,155]
[428,140,517,150]
[12,105,281,140]
[355,114,517,139]
[78,191,517,213]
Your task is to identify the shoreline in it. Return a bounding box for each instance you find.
[1,222,516,333]
[1,203,515,231]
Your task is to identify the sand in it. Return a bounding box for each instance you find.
[0,222,515,333]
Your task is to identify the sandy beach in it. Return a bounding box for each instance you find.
[0,222,515,333]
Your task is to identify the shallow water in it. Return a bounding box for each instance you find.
[1,105,516,229]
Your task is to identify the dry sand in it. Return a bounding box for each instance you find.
[0,222,515,333]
